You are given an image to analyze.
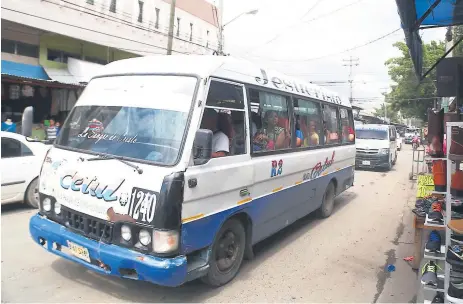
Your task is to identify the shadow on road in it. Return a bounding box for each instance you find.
[1,202,34,215]
[49,192,357,302]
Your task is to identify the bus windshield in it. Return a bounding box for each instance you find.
[356,129,388,140]
[56,75,197,166]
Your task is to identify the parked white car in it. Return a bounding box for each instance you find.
[1,131,50,208]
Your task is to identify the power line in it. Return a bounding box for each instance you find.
[246,28,401,63]
[302,0,365,24]
[243,0,324,54]
[343,56,359,102]
[1,7,192,55]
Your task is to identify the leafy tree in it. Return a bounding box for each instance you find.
[454,25,463,57]
[384,41,445,121]
[372,102,400,123]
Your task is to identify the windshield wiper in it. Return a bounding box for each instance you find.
[86,154,143,174]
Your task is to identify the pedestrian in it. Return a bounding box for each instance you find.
[46,118,58,141]
[55,121,61,136]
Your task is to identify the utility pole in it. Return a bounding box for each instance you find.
[381,87,389,122]
[342,56,359,103]
[217,0,224,55]
[166,0,177,55]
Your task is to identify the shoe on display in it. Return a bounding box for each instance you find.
[425,230,442,253]
[421,261,439,286]
[452,234,463,245]
[432,292,444,303]
[447,245,463,267]
[447,281,463,304]
[413,208,427,218]
[428,202,444,223]
[449,219,463,234]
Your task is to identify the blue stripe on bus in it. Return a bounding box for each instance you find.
[180,166,354,255]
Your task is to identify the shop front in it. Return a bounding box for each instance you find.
[1,60,85,139]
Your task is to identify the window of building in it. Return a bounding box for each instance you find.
[190,23,193,41]
[248,88,291,152]
[293,98,322,148]
[206,30,209,47]
[1,39,38,58]
[155,8,160,29]
[138,1,144,22]
[17,42,39,58]
[109,0,116,13]
[86,0,94,4]
[199,80,246,158]
[339,108,355,143]
[47,49,80,63]
[1,39,15,54]
[323,105,340,145]
[176,17,180,36]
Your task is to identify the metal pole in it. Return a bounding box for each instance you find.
[166,0,177,55]
[442,26,454,112]
[217,0,224,55]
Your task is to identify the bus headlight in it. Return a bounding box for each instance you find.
[153,230,179,253]
[139,229,151,246]
[54,202,61,215]
[380,148,390,155]
[42,197,52,212]
[121,225,132,241]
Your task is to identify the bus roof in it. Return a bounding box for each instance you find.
[96,55,351,108]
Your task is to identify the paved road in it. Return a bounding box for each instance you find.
[2,147,418,303]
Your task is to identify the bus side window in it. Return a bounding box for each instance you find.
[248,88,291,152]
[323,105,340,145]
[340,108,355,143]
[201,80,246,158]
[293,98,322,148]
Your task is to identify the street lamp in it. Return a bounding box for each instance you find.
[217,9,258,55]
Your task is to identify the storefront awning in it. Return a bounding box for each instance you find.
[44,58,103,86]
[395,0,463,80]
[1,60,50,80]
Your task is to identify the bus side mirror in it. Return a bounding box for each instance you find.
[193,129,213,165]
[21,106,34,137]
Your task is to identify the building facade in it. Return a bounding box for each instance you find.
[1,0,219,135]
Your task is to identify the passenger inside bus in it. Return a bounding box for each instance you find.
[253,110,290,151]
[200,108,230,158]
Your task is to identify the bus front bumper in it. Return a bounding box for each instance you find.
[29,214,187,287]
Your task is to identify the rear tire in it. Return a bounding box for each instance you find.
[201,218,246,287]
[25,178,39,208]
[317,182,335,218]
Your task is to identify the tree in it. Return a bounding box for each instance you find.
[372,102,400,123]
[384,41,445,121]
[454,25,463,57]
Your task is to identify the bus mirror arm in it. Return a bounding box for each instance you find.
[193,129,213,166]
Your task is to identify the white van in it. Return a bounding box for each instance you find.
[355,124,398,170]
[25,55,355,288]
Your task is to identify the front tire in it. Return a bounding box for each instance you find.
[201,218,246,287]
[25,178,39,208]
[317,182,336,218]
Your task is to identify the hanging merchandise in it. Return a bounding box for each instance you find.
[433,160,447,192]
[428,108,444,157]
[67,90,77,110]
[21,85,35,97]
[452,169,463,197]
[39,87,48,98]
[9,85,20,100]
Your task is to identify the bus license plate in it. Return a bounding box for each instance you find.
[67,241,90,263]
[362,160,371,166]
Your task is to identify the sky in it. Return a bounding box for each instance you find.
[209,0,446,114]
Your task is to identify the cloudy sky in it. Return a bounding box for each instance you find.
[209,0,446,114]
